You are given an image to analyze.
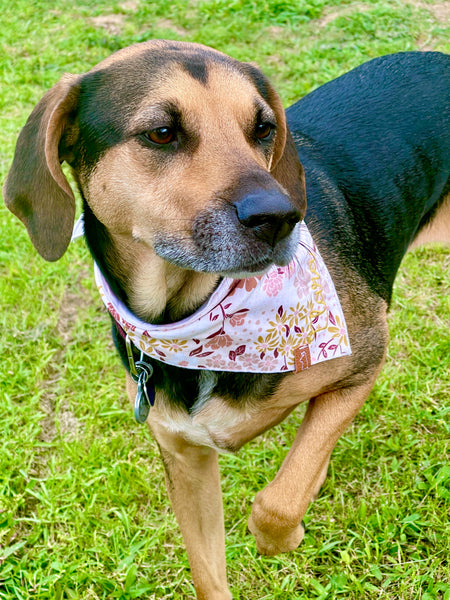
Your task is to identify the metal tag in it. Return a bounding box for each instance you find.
[134,361,154,423]
[134,372,151,423]
[126,334,155,423]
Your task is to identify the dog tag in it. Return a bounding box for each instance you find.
[125,335,155,423]
[134,362,154,423]
[135,374,150,423]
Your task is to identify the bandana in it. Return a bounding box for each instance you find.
[92,222,351,373]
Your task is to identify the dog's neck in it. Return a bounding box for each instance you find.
[94,221,353,375]
[82,204,219,324]
[128,248,220,323]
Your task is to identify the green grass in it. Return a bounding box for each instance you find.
[0,1,449,598]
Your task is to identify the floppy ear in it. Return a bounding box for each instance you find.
[3,74,81,261]
[265,83,307,219]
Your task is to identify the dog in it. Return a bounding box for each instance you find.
[3,40,449,599]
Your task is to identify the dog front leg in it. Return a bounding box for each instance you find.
[248,379,377,556]
[151,421,231,600]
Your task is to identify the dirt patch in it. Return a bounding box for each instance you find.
[57,290,83,344]
[119,0,139,11]
[155,18,188,37]
[317,3,371,27]
[38,271,93,444]
[407,0,450,20]
[58,409,81,441]
[316,1,450,27]
[90,14,126,36]
[50,268,93,351]
[39,402,81,444]
[266,25,285,38]
[267,54,286,68]
[428,1,450,22]
[39,397,58,444]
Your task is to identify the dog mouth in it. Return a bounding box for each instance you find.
[219,260,273,279]
[218,243,298,278]
[153,219,300,277]
[146,180,303,276]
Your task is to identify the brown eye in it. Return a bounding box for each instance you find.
[256,122,274,140]
[145,127,176,145]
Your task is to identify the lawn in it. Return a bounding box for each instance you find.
[0,1,449,598]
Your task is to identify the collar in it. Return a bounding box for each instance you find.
[94,222,351,374]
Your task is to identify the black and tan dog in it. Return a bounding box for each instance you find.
[3,40,449,599]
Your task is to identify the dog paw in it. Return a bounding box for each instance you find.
[248,514,305,556]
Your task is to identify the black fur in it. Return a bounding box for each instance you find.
[288,52,450,303]
[83,51,449,413]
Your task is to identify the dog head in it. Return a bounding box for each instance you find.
[3,40,306,306]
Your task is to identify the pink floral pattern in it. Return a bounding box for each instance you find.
[262,268,285,297]
[95,222,351,373]
[205,333,233,350]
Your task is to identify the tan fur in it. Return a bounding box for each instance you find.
[248,373,383,555]
[409,192,450,249]
[3,41,444,599]
[81,64,293,322]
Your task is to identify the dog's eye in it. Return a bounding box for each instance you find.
[255,122,275,140]
[145,127,176,145]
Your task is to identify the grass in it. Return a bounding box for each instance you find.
[0,0,449,598]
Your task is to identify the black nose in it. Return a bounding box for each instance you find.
[234,190,301,247]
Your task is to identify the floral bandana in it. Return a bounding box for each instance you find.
[92,222,351,373]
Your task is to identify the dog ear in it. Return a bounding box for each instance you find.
[3,74,81,261]
[265,84,307,218]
